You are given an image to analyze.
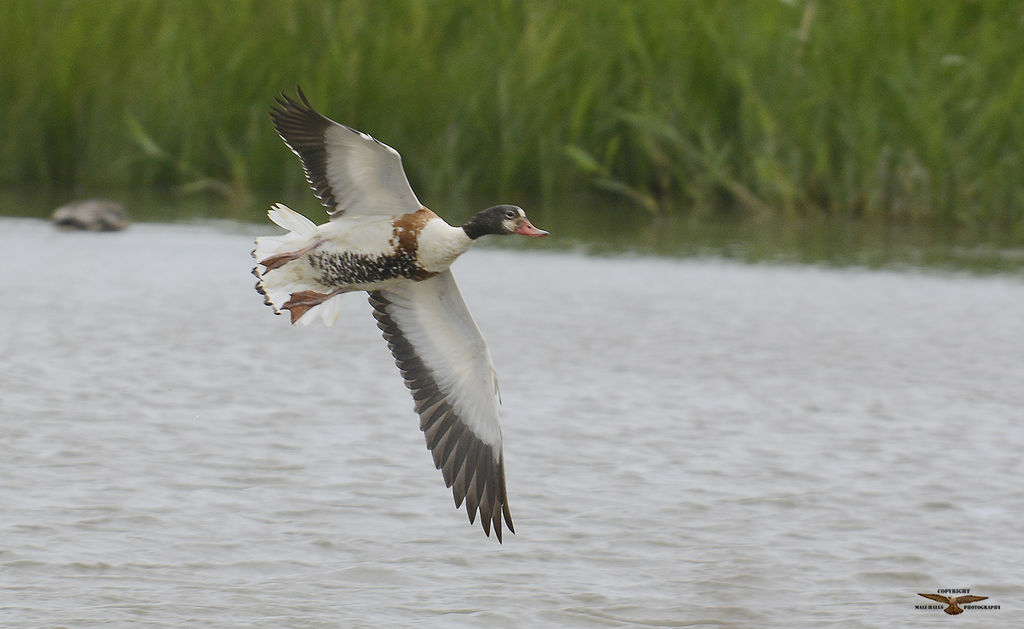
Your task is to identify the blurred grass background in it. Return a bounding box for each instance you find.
[1,0,1023,240]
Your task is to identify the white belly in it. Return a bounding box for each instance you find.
[317,215,397,257]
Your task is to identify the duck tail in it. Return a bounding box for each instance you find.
[252,204,317,266]
[252,204,346,326]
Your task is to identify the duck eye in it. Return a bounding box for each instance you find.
[505,209,516,219]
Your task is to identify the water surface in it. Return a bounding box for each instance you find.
[4,186,1023,271]
[1,218,1022,627]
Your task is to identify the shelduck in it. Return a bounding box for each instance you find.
[252,87,547,541]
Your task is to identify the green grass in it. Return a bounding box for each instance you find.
[1,0,1023,238]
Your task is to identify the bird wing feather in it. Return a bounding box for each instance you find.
[270,87,421,219]
[368,270,513,541]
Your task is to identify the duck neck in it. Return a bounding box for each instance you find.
[417,219,475,273]
[462,222,488,240]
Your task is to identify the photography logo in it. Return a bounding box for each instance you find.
[916,589,999,615]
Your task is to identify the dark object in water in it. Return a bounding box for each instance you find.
[52,199,130,231]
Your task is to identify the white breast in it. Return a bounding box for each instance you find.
[416,218,474,272]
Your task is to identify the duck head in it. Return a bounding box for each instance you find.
[462,205,548,240]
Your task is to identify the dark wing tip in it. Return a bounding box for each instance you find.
[269,87,339,214]
[270,85,314,117]
[369,290,515,543]
[296,84,312,107]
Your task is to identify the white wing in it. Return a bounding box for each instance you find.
[271,87,421,218]
[368,271,514,541]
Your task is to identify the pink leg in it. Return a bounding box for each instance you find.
[282,289,344,323]
[258,240,322,272]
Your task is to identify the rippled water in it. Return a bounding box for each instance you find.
[2,217,1022,627]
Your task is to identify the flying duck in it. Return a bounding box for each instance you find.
[252,87,547,541]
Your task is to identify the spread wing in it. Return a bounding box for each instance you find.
[953,595,988,604]
[368,271,514,541]
[270,87,421,219]
[917,593,950,604]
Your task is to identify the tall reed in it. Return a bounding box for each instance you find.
[1,0,1022,234]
